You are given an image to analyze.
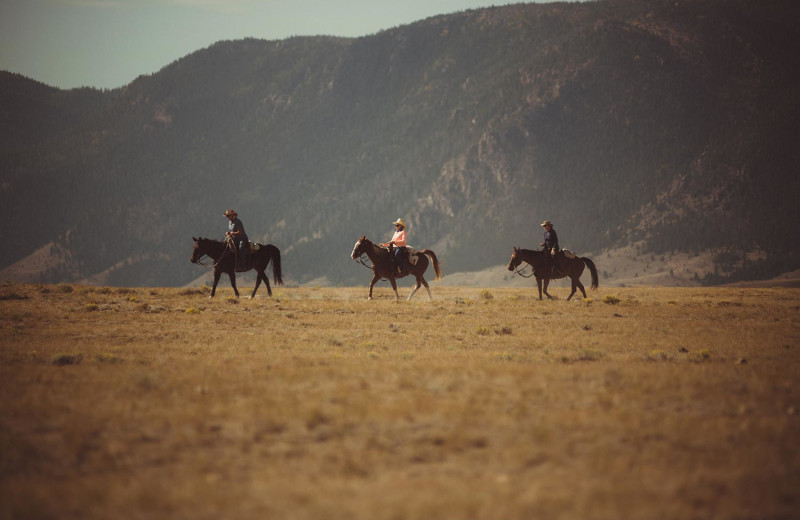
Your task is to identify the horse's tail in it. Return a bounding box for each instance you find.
[419,250,442,281]
[268,244,283,285]
[581,257,599,290]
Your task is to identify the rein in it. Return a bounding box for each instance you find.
[195,239,233,269]
[357,254,374,270]
[514,265,536,278]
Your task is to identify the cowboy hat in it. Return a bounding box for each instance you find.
[223,209,238,217]
[540,220,552,227]
[393,218,406,228]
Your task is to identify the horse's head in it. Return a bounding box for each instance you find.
[190,237,204,264]
[507,247,523,271]
[351,236,367,260]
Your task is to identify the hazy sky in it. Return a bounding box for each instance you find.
[1,0,561,90]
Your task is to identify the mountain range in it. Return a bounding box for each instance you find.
[1,0,799,287]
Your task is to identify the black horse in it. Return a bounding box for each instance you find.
[351,236,442,300]
[191,237,283,298]
[507,247,598,301]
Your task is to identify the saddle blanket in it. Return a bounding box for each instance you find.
[562,249,576,259]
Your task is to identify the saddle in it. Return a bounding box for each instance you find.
[384,245,419,263]
[225,238,258,271]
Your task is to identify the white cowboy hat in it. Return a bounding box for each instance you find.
[393,218,406,228]
[541,220,552,227]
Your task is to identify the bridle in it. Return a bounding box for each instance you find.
[356,253,373,270]
[193,238,233,269]
[510,256,536,278]
[352,239,387,271]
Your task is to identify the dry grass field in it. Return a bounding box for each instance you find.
[1,281,799,520]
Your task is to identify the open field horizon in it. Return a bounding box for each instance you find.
[2,282,799,519]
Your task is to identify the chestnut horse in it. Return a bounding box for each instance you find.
[191,237,283,298]
[507,247,598,300]
[351,236,442,300]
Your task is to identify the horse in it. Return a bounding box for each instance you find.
[351,236,442,300]
[190,237,283,298]
[507,247,598,301]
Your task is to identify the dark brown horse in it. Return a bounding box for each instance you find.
[191,237,283,298]
[507,247,598,301]
[351,236,442,300]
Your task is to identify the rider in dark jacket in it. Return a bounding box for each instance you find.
[224,209,248,269]
[540,220,561,276]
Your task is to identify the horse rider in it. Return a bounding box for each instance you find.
[223,209,248,270]
[540,220,561,276]
[380,218,410,276]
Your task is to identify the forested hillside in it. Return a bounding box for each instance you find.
[1,0,798,286]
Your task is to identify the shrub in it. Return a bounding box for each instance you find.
[689,349,711,363]
[136,303,165,313]
[576,349,604,361]
[85,303,99,312]
[479,289,494,300]
[52,354,83,366]
[0,292,28,301]
[184,307,201,314]
[648,349,669,361]
[96,353,123,363]
[178,288,207,296]
[476,326,492,336]
[58,284,74,293]
[603,295,621,305]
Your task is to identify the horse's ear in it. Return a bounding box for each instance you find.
[192,236,197,241]
[360,235,366,241]
[513,246,519,253]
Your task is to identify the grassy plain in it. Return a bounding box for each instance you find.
[1,282,799,520]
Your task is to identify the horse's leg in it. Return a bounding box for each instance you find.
[421,276,433,301]
[250,270,262,299]
[389,277,400,300]
[407,276,422,300]
[543,278,553,300]
[262,270,272,297]
[536,277,543,300]
[250,269,271,299]
[368,274,380,300]
[567,279,577,301]
[228,271,240,298]
[210,270,222,298]
[576,279,587,299]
